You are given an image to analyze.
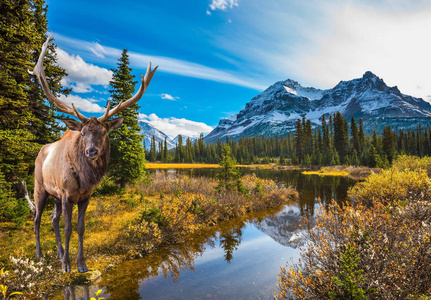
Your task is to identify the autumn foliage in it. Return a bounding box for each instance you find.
[124,172,297,258]
[276,156,431,299]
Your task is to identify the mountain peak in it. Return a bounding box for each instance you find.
[204,72,431,142]
[362,71,378,79]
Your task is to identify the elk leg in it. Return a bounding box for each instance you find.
[62,199,73,272]
[34,181,48,260]
[51,197,64,259]
[77,198,89,273]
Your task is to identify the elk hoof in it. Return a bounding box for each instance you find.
[78,266,88,273]
[62,267,71,273]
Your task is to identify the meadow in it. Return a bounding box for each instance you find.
[0,172,297,298]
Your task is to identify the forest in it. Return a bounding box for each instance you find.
[146,112,431,168]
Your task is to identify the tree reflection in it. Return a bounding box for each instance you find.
[219,226,242,263]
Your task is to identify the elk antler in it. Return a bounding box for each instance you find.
[98,62,158,122]
[29,35,89,122]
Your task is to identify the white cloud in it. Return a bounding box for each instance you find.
[56,48,113,93]
[139,113,213,138]
[89,42,108,58]
[296,5,431,101]
[128,51,267,90]
[59,94,106,114]
[54,34,266,91]
[209,0,239,11]
[161,93,180,101]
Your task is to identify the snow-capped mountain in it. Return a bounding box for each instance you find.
[139,121,176,150]
[205,71,431,142]
[253,206,313,249]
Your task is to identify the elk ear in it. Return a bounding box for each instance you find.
[63,119,83,131]
[107,117,124,132]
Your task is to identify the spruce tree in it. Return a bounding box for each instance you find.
[382,125,396,163]
[108,49,145,188]
[216,144,246,194]
[350,117,360,153]
[163,138,169,162]
[0,0,68,223]
[333,112,348,163]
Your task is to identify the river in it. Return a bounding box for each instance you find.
[52,168,357,299]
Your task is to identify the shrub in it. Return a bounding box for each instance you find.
[93,177,125,195]
[0,172,29,226]
[276,164,431,299]
[393,155,431,176]
[348,166,431,206]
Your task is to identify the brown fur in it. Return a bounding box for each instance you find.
[33,117,122,272]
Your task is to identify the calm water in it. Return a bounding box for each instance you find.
[53,169,357,300]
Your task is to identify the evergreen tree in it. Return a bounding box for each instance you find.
[382,125,396,163]
[216,145,246,194]
[163,138,169,162]
[0,0,68,223]
[333,112,349,163]
[107,49,145,188]
[350,117,360,153]
[294,119,303,161]
[149,136,156,162]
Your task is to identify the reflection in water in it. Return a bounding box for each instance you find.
[54,169,357,299]
[47,286,91,300]
[96,215,251,299]
[254,206,313,249]
[219,227,242,263]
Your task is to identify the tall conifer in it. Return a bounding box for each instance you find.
[108,49,145,188]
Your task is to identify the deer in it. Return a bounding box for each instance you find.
[29,36,157,272]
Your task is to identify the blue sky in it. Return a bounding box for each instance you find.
[45,0,431,138]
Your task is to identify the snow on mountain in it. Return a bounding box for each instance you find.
[253,205,314,249]
[205,71,431,142]
[139,121,176,150]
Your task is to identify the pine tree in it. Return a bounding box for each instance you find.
[149,136,156,162]
[358,119,365,154]
[0,0,69,223]
[163,138,169,162]
[107,49,145,188]
[333,112,348,163]
[382,125,396,163]
[216,145,246,194]
[350,117,360,153]
[295,119,303,160]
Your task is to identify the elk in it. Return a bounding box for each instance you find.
[29,36,157,272]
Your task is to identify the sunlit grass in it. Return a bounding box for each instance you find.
[302,170,349,177]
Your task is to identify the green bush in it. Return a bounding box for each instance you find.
[0,172,29,226]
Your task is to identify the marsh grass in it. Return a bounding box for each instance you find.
[1,172,297,298]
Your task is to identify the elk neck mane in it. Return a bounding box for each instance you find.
[66,134,110,190]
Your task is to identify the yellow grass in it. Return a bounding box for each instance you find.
[302,170,349,177]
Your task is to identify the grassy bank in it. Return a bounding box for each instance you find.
[276,155,431,299]
[1,173,297,298]
[302,166,378,179]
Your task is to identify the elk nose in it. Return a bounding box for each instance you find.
[86,148,98,158]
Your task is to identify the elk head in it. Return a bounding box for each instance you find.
[29,35,158,161]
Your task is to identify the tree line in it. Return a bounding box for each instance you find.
[147,111,431,168]
[0,0,144,224]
